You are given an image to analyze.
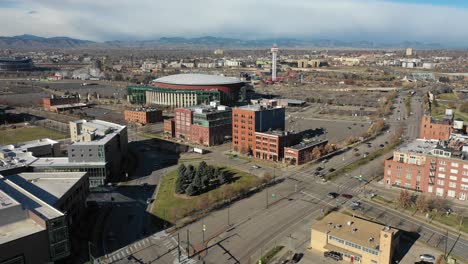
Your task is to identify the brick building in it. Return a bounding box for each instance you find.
[384,138,468,200]
[124,108,163,125]
[420,114,453,141]
[284,140,329,165]
[43,96,82,112]
[254,131,301,162]
[164,119,175,138]
[232,104,285,155]
[173,103,232,146]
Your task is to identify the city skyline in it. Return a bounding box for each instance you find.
[0,0,468,46]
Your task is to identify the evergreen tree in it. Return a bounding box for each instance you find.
[177,164,187,178]
[192,173,203,194]
[218,172,226,185]
[175,174,186,194]
[187,165,195,182]
[185,184,196,196]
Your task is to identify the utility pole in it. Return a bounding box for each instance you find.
[178,233,181,263]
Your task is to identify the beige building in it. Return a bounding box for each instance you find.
[406,48,413,56]
[310,212,400,264]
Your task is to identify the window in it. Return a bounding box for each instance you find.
[405,183,412,188]
[452,162,459,168]
[449,182,457,188]
[437,179,445,185]
[438,174,445,179]
[405,173,412,179]
[387,170,392,175]
[448,190,456,198]
[450,169,458,174]
[396,172,401,177]
[436,188,444,196]
[439,167,446,172]
[440,160,446,165]
[463,164,468,169]
[462,178,468,183]
[449,176,457,181]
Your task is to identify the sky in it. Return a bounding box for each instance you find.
[0,0,467,46]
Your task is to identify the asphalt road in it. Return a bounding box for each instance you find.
[99,90,468,264]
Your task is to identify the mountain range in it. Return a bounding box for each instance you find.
[0,34,443,50]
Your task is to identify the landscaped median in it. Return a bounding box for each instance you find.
[325,140,401,182]
[151,165,263,224]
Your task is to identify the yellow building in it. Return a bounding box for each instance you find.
[310,212,400,264]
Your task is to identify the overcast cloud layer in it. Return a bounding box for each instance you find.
[0,0,467,45]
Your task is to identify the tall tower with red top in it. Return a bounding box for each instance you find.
[271,44,278,81]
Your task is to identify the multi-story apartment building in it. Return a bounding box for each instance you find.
[384,137,468,200]
[163,119,175,138]
[0,175,71,263]
[232,104,285,155]
[420,115,453,141]
[124,108,163,125]
[311,212,400,264]
[173,103,232,146]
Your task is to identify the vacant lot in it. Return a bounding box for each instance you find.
[152,166,262,223]
[0,126,66,145]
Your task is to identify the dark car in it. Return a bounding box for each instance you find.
[324,251,342,261]
[379,144,385,148]
[327,192,339,198]
[353,148,359,152]
[341,194,353,199]
[292,253,304,263]
[328,168,335,172]
[314,171,322,176]
[316,166,324,171]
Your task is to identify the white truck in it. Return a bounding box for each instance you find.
[193,148,206,154]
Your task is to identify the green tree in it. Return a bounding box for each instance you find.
[185,184,196,196]
[460,102,468,113]
[178,164,187,178]
[175,174,186,194]
[186,165,196,182]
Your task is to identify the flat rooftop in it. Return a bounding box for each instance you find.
[287,139,328,151]
[236,104,284,112]
[31,157,106,167]
[0,175,63,221]
[312,212,398,251]
[52,103,87,109]
[154,73,242,86]
[72,119,126,146]
[0,217,45,245]
[0,145,38,172]
[255,130,288,137]
[398,139,440,155]
[127,108,161,113]
[6,172,87,206]
[15,138,58,150]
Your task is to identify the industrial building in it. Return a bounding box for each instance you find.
[124,108,163,125]
[0,175,71,263]
[284,140,329,165]
[127,74,244,107]
[384,137,468,200]
[311,212,400,264]
[171,102,232,146]
[0,57,33,71]
[232,104,285,155]
[43,96,84,113]
[163,119,175,138]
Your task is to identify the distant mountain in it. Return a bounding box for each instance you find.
[0,34,94,49]
[0,34,444,49]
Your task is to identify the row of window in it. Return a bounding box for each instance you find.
[328,235,379,256]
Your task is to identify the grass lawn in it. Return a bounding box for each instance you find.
[152,166,262,223]
[437,93,458,101]
[259,246,284,264]
[0,126,66,145]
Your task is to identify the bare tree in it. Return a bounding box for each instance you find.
[397,190,412,209]
[415,195,430,213]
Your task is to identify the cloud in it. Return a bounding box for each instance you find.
[0,0,467,46]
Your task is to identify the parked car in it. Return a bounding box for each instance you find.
[321,159,328,163]
[314,171,322,176]
[327,192,339,199]
[292,253,304,263]
[341,194,353,199]
[316,166,324,171]
[251,165,261,169]
[353,148,359,152]
[419,254,435,262]
[328,168,335,172]
[350,201,361,207]
[324,251,342,261]
[379,144,385,148]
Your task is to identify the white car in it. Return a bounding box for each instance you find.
[251,165,260,169]
[419,254,435,262]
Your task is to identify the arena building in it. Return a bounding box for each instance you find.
[0,57,33,71]
[127,74,244,107]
